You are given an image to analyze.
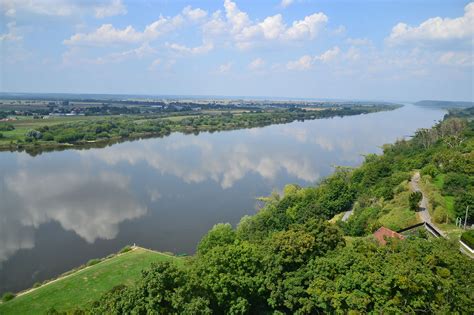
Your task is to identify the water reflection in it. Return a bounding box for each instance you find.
[0,104,446,293]
[81,138,320,189]
[1,166,146,263]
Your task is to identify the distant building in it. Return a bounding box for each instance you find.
[373,226,405,245]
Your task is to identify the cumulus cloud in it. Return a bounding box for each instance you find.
[280,0,294,8]
[218,62,233,73]
[438,51,473,67]
[387,2,474,46]
[64,7,191,46]
[314,46,340,63]
[287,46,340,70]
[0,21,21,41]
[248,57,265,70]
[166,41,214,55]
[204,0,328,49]
[94,0,127,18]
[287,55,313,70]
[182,5,208,21]
[0,0,127,18]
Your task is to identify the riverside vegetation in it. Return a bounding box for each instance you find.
[0,104,397,154]
[1,107,472,314]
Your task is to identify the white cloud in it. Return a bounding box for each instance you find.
[248,57,265,70]
[387,2,474,46]
[166,41,214,55]
[284,12,328,40]
[287,55,313,70]
[280,0,294,9]
[0,21,21,41]
[94,0,127,18]
[218,62,233,73]
[148,58,162,70]
[287,47,340,70]
[438,51,473,67]
[182,5,207,21]
[204,0,328,49]
[64,24,143,46]
[314,46,340,63]
[0,0,127,18]
[64,7,195,46]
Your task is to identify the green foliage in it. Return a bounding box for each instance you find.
[119,246,132,254]
[461,230,474,248]
[443,172,472,195]
[300,239,474,314]
[0,248,182,315]
[455,192,474,222]
[1,105,395,153]
[197,223,236,255]
[86,258,102,267]
[1,292,15,302]
[0,124,14,131]
[421,163,439,178]
[343,206,382,236]
[409,191,423,210]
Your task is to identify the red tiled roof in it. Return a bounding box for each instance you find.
[373,226,405,245]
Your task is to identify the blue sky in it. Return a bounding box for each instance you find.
[0,0,472,101]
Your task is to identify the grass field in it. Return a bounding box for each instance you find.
[0,116,101,144]
[0,247,184,315]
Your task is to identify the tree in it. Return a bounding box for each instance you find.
[197,223,236,255]
[409,191,423,210]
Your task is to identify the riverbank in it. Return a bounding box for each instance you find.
[0,105,400,155]
[0,246,185,314]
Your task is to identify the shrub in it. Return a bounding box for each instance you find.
[433,206,448,224]
[421,164,439,178]
[409,191,423,210]
[460,230,474,249]
[33,282,42,288]
[2,292,15,302]
[86,258,102,267]
[119,245,132,254]
[0,124,14,131]
[443,173,471,196]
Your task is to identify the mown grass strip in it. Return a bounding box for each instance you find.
[0,247,183,315]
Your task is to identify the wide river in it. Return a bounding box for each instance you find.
[0,104,445,294]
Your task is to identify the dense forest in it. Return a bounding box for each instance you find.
[0,105,396,153]
[56,108,474,314]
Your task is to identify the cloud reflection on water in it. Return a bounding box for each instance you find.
[0,169,146,263]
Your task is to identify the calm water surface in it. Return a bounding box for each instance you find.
[0,104,445,293]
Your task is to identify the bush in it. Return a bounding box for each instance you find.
[86,258,102,267]
[421,164,439,178]
[0,124,14,131]
[119,245,132,254]
[2,292,15,302]
[443,173,471,196]
[433,206,448,224]
[409,191,423,210]
[460,230,474,249]
[33,282,42,288]
[0,132,3,139]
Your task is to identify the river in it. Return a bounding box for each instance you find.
[0,104,445,294]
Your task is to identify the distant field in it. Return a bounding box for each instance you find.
[0,247,184,315]
[0,116,102,144]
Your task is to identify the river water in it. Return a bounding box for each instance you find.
[0,104,445,294]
